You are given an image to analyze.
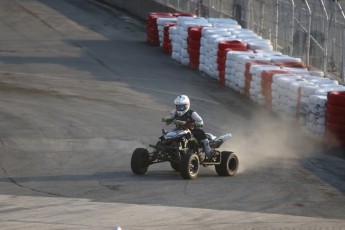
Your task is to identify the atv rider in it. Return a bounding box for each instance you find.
[162,95,215,159]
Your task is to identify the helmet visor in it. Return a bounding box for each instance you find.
[176,104,187,112]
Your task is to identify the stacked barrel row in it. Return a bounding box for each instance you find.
[146,13,196,46]
[244,60,269,97]
[217,41,248,85]
[157,18,177,47]
[172,17,211,66]
[222,46,344,146]
[200,27,240,80]
[250,56,305,106]
[146,13,173,46]
[145,13,345,146]
[227,53,268,95]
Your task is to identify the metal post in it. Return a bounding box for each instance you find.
[319,0,328,74]
[207,0,211,18]
[260,1,265,36]
[247,0,252,29]
[290,0,295,56]
[304,0,311,66]
[336,1,345,82]
[275,0,279,50]
[342,40,345,81]
[220,0,223,18]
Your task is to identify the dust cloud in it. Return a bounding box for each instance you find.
[220,107,323,173]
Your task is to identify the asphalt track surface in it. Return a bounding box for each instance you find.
[0,0,345,229]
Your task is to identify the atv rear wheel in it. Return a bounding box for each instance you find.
[180,153,199,179]
[215,151,238,176]
[131,148,150,175]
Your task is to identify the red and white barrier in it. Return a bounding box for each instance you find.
[145,12,345,146]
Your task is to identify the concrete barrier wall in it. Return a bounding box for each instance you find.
[100,0,177,20]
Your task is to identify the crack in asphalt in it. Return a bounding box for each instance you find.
[0,138,4,148]
[0,139,66,198]
[98,180,123,191]
[0,164,66,198]
[308,158,345,180]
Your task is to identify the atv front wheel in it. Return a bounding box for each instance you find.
[180,153,199,179]
[170,162,180,172]
[215,151,238,176]
[131,148,150,175]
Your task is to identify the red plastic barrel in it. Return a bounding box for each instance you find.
[274,61,305,69]
[218,40,248,50]
[326,91,345,146]
[261,70,289,110]
[187,26,208,70]
[162,23,176,55]
[172,13,196,17]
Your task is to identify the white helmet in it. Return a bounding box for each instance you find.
[174,95,190,116]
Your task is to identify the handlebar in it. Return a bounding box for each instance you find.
[173,120,195,130]
[173,120,187,126]
[163,118,195,130]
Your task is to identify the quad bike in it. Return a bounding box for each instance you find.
[131,120,238,179]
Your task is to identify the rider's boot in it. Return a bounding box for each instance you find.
[201,139,214,159]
